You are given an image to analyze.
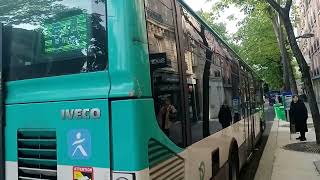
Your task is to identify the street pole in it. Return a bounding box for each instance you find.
[287,109,291,140]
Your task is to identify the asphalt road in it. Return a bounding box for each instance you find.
[239,104,275,180]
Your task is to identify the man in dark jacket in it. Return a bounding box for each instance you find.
[289,95,308,141]
[218,101,232,129]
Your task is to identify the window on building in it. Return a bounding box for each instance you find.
[144,0,184,147]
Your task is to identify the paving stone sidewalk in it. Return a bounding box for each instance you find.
[254,117,320,180]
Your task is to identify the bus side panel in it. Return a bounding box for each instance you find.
[111,99,253,180]
[232,119,248,169]
[5,99,111,180]
[110,99,183,178]
[183,119,248,180]
[108,0,152,98]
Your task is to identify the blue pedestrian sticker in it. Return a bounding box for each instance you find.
[68,129,91,160]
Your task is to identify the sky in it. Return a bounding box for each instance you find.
[183,0,245,34]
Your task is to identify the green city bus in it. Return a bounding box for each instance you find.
[0,0,264,180]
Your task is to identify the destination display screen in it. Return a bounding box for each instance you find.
[43,14,88,54]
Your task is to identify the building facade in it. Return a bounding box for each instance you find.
[298,0,320,101]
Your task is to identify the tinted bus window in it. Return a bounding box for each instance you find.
[181,6,230,143]
[181,9,206,142]
[0,0,107,81]
[145,0,183,146]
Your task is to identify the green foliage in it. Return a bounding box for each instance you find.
[197,10,229,41]
[0,0,105,25]
[206,0,284,89]
[236,4,284,89]
[197,10,241,53]
[0,0,68,25]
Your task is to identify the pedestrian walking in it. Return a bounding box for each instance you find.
[277,95,282,104]
[289,95,308,141]
[218,101,232,129]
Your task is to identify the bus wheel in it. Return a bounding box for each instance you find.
[229,151,239,180]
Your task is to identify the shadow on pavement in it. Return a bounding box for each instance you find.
[239,106,274,180]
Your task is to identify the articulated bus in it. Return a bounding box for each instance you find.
[0,0,264,180]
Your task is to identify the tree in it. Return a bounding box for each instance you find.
[266,6,298,94]
[0,0,105,25]
[198,11,229,42]
[198,10,242,53]
[265,0,320,144]
[210,0,299,93]
[205,1,283,89]
[237,9,284,89]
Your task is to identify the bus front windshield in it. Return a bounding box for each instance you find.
[0,0,107,81]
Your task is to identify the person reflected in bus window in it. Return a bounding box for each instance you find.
[218,101,232,129]
[289,95,308,141]
[277,95,283,105]
[157,97,177,136]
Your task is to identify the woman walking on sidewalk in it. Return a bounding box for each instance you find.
[289,95,308,141]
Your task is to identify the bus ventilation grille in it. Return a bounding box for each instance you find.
[17,129,57,180]
[148,139,185,180]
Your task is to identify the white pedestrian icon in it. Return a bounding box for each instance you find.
[72,132,88,157]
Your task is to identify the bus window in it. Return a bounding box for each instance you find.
[0,0,107,81]
[240,72,249,118]
[181,6,226,143]
[181,7,205,143]
[231,62,241,122]
[144,0,183,146]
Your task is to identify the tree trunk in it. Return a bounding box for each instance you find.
[289,57,299,94]
[269,12,291,91]
[278,24,291,91]
[281,13,320,144]
[281,16,299,94]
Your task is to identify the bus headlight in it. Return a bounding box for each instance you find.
[113,172,135,180]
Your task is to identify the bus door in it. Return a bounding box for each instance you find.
[250,102,255,151]
[248,77,256,155]
[240,72,249,157]
[245,80,254,157]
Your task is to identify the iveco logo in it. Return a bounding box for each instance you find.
[61,108,101,119]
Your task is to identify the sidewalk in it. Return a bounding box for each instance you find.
[254,117,320,180]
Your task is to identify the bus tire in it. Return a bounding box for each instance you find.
[229,150,239,180]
